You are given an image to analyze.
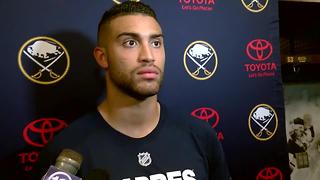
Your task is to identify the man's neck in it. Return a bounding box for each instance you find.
[98,94,160,138]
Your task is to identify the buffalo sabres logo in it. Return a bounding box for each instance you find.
[137,152,152,167]
[113,0,140,4]
[241,0,269,13]
[248,104,278,141]
[18,36,70,85]
[184,41,218,80]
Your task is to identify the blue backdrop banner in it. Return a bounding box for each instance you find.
[0,0,289,179]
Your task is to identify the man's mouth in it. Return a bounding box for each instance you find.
[137,67,160,80]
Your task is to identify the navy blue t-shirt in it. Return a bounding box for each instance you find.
[36,104,230,180]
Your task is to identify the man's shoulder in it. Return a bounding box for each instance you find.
[57,111,101,135]
[44,111,102,150]
[67,111,102,129]
[35,111,102,178]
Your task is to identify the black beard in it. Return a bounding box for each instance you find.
[108,67,164,100]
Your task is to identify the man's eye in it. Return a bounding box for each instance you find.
[124,40,137,47]
[152,41,161,48]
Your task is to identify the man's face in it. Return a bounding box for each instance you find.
[294,124,304,137]
[102,14,165,99]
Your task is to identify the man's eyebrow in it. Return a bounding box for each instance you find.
[150,34,164,39]
[116,32,164,39]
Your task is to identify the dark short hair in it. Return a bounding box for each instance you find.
[293,117,304,126]
[97,1,158,38]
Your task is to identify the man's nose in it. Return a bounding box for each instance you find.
[138,43,154,63]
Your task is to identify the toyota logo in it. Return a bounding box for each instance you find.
[256,167,283,180]
[246,39,273,61]
[191,107,220,128]
[23,118,68,147]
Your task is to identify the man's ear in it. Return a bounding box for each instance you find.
[93,46,108,69]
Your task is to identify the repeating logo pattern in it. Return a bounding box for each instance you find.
[191,107,220,128]
[248,104,278,141]
[18,36,70,85]
[23,118,68,147]
[8,1,285,179]
[256,167,283,180]
[137,152,152,167]
[241,0,269,13]
[244,39,276,78]
[191,107,224,141]
[184,41,218,80]
[246,39,273,61]
[113,0,140,4]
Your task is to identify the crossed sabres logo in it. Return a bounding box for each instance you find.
[241,0,269,13]
[184,41,218,80]
[248,104,278,141]
[18,36,70,85]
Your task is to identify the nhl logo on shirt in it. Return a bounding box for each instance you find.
[137,152,152,167]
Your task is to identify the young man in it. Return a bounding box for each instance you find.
[93,1,165,140]
[36,2,230,179]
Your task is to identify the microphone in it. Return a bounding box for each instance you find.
[84,169,110,180]
[43,149,83,180]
